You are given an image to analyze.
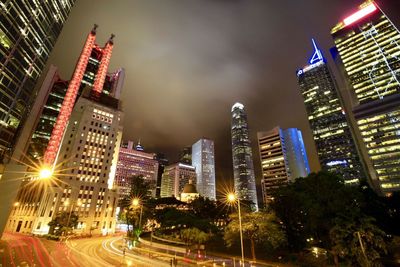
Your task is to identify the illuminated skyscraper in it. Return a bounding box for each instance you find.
[28,66,124,160]
[6,28,123,235]
[192,138,216,200]
[258,127,310,204]
[231,102,258,210]
[331,1,400,193]
[296,39,365,184]
[160,163,197,199]
[115,141,159,199]
[0,0,75,160]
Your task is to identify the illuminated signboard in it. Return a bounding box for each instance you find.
[343,3,377,26]
[326,160,347,166]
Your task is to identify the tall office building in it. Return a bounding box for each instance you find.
[192,138,216,200]
[160,163,196,199]
[114,141,159,200]
[231,102,258,210]
[331,1,400,193]
[296,39,365,184]
[6,28,123,235]
[28,65,124,160]
[0,0,75,160]
[258,127,310,203]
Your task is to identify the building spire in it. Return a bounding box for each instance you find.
[309,38,324,64]
[91,24,98,34]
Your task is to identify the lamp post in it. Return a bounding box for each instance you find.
[227,193,244,267]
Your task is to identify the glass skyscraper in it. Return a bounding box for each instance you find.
[231,102,258,210]
[192,138,216,200]
[258,127,310,204]
[297,39,365,184]
[331,1,400,194]
[0,0,75,160]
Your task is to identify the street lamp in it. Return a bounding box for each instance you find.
[227,193,245,267]
[38,166,53,180]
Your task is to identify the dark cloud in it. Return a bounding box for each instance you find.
[47,0,397,190]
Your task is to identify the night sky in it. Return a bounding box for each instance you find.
[46,0,399,192]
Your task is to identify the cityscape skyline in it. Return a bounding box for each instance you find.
[44,0,400,190]
[1,1,400,266]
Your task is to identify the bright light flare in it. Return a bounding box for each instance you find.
[38,167,53,179]
[343,3,377,26]
[132,198,140,206]
[227,193,237,203]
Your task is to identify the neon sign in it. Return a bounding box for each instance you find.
[326,160,347,166]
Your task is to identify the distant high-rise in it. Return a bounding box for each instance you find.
[0,1,75,160]
[179,146,192,165]
[231,103,258,210]
[331,1,400,193]
[160,163,196,199]
[155,153,169,198]
[258,127,310,203]
[297,39,365,184]
[192,138,216,200]
[115,141,159,200]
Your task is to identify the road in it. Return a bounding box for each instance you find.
[1,233,285,266]
[1,232,54,267]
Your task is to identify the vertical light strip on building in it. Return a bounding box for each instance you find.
[93,37,114,94]
[43,29,97,166]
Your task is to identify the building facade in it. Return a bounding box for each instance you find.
[0,0,75,160]
[231,102,258,210]
[114,141,159,199]
[297,39,366,185]
[27,30,125,161]
[258,127,310,203]
[160,163,196,200]
[192,138,216,200]
[6,28,123,235]
[331,1,400,193]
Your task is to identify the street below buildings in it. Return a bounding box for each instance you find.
[0,233,284,266]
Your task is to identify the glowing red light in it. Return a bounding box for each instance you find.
[343,3,377,26]
[93,41,113,94]
[43,32,96,166]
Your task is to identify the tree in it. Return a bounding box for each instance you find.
[48,211,79,236]
[223,211,286,261]
[330,215,387,266]
[181,227,211,249]
[270,171,364,251]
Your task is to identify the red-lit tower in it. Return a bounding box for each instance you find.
[43,25,115,167]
